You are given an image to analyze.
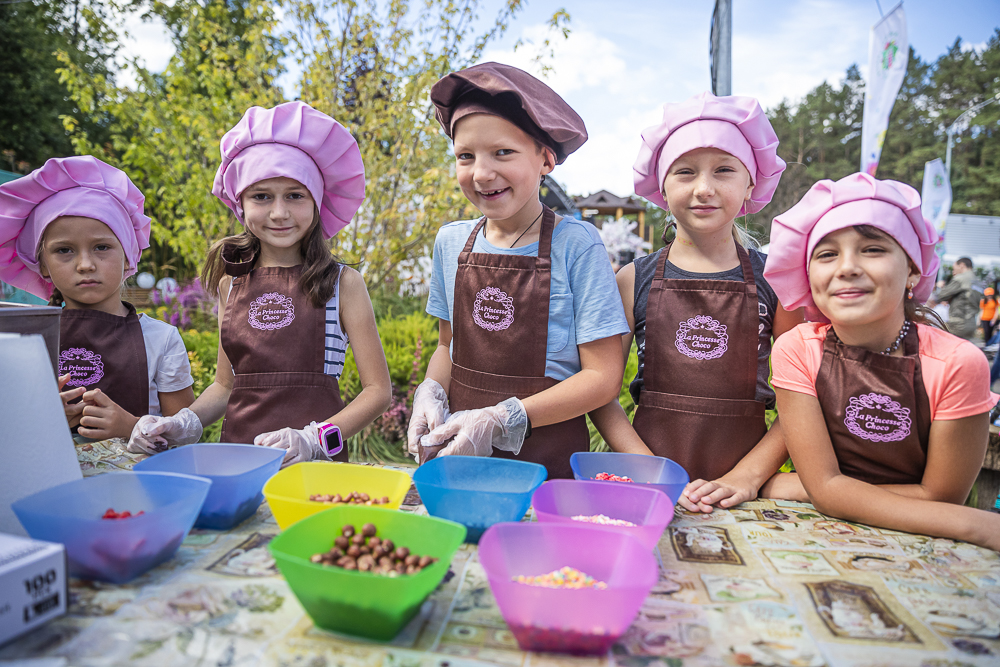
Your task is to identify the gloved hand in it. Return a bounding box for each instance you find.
[255,422,327,468]
[127,408,204,454]
[420,397,528,458]
[406,379,450,459]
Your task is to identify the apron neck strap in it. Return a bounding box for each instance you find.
[655,238,755,285]
[223,244,258,277]
[461,205,556,258]
[824,320,919,357]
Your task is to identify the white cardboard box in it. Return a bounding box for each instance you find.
[0,533,67,646]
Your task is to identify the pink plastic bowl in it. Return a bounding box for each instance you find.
[531,480,673,551]
[478,522,657,655]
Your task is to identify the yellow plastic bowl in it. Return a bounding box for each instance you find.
[263,462,412,530]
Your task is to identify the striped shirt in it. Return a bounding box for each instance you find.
[324,276,348,378]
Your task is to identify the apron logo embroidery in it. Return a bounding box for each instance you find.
[844,393,912,442]
[473,286,515,331]
[675,315,729,360]
[248,292,296,330]
[59,347,104,386]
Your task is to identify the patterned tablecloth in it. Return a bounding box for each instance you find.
[2,439,1000,667]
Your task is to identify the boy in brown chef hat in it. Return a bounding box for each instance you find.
[405,62,629,478]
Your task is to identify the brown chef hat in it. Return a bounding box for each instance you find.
[431,62,588,165]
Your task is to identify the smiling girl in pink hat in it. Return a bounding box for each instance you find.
[0,155,195,439]
[128,102,392,466]
[591,92,804,513]
[764,172,1000,550]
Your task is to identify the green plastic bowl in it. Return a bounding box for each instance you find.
[268,505,466,640]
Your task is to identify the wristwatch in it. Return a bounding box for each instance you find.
[316,422,343,456]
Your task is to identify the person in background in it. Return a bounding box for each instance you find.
[928,257,978,340]
[0,156,194,439]
[764,173,1000,552]
[978,286,997,344]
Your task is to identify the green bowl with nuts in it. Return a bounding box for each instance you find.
[268,505,466,640]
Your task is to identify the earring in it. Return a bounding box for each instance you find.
[907,284,914,300]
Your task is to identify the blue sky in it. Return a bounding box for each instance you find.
[122,0,1000,196]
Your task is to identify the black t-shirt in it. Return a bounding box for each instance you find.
[629,246,778,408]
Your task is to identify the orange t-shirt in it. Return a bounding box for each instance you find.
[980,298,996,321]
[772,322,998,420]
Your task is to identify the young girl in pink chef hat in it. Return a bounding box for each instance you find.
[128,101,392,466]
[590,92,804,512]
[0,156,195,439]
[764,173,1000,551]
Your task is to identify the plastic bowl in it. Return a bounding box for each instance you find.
[268,505,466,640]
[412,456,547,543]
[263,461,411,530]
[12,472,210,583]
[478,522,657,655]
[570,452,689,504]
[133,443,285,530]
[531,479,674,551]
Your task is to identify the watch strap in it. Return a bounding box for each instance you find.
[315,422,343,456]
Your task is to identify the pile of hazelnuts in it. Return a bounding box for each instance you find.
[309,492,391,506]
[310,522,438,576]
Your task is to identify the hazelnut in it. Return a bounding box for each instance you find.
[358,555,375,572]
[379,556,393,568]
[405,554,419,566]
[395,562,406,573]
[330,547,344,559]
[365,500,373,506]
[310,554,324,563]
[381,539,394,552]
[347,545,361,558]
[334,536,349,550]
[380,496,390,505]
[418,556,433,568]
[371,546,385,559]
[360,493,370,501]
[362,523,376,537]
[406,564,419,575]
[359,546,371,556]
[350,533,365,545]
[342,558,357,570]
[342,525,355,538]
[394,547,409,560]
[331,494,343,504]
[337,556,353,567]
[369,536,381,547]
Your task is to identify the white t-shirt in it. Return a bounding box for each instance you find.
[138,314,194,416]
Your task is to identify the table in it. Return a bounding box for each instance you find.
[2,440,999,667]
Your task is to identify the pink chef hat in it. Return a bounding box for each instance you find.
[763,172,941,318]
[212,101,365,239]
[634,92,786,216]
[0,156,151,298]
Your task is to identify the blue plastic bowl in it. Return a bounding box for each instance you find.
[412,456,547,542]
[570,452,689,504]
[134,443,284,529]
[12,471,211,583]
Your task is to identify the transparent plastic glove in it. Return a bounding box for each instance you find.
[127,407,203,454]
[421,397,528,458]
[405,379,450,459]
[254,423,327,468]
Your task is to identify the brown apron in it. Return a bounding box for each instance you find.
[59,302,149,418]
[632,242,767,481]
[815,324,931,485]
[219,247,347,459]
[449,206,588,479]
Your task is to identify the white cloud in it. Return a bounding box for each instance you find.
[117,12,174,89]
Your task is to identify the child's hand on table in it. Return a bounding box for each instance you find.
[421,398,528,458]
[77,388,139,440]
[679,474,759,513]
[127,408,203,454]
[58,373,87,429]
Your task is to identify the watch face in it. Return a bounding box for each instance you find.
[325,426,344,456]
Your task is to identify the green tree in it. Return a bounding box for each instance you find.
[58,0,287,278]
[0,0,117,171]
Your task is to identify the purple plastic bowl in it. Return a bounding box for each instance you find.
[570,452,689,504]
[531,480,673,551]
[478,522,657,655]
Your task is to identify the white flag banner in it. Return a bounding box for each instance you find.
[860,2,908,176]
[921,158,952,237]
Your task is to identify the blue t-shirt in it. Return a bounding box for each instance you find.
[426,216,629,381]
